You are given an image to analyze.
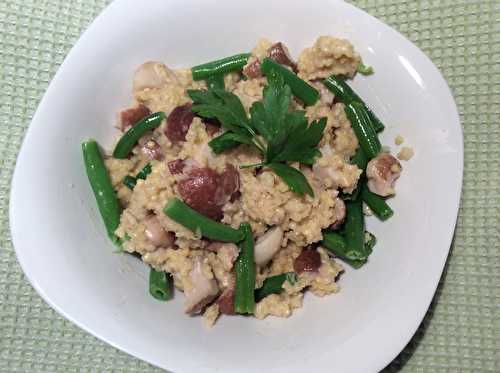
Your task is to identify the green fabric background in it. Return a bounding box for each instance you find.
[1,0,498,371]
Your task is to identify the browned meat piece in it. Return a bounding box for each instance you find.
[216,285,235,315]
[167,159,186,175]
[201,118,221,136]
[119,105,150,131]
[221,164,240,198]
[366,153,402,196]
[177,167,226,220]
[144,215,175,247]
[243,59,262,79]
[164,104,195,142]
[268,42,297,71]
[294,248,321,274]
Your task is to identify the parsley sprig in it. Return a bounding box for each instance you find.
[187,72,326,197]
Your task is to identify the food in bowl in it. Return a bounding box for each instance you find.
[82,36,405,326]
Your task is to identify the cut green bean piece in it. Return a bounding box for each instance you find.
[163,198,243,243]
[351,146,368,171]
[344,102,381,159]
[192,53,251,81]
[206,74,225,90]
[260,57,319,106]
[82,140,121,246]
[322,231,367,268]
[113,112,165,159]
[234,223,256,314]
[149,268,173,301]
[344,199,367,258]
[361,183,394,221]
[255,272,297,302]
[323,75,384,132]
[357,62,374,75]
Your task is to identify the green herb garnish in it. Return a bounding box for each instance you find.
[357,62,374,75]
[188,71,326,197]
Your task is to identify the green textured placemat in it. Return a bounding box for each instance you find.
[1,0,498,372]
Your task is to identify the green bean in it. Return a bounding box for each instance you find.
[234,223,256,314]
[322,231,366,261]
[351,146,368,171]
[360,183,394,221]
[344,199,367,259]
[163,198,243,243]
[149,268,173,301]
[323,75,384,132]
[206,74,225,90]
[260,57,319,106]
[112,112,165,159]
[82,140,121,246]
[192,53,251,81]
[344,102,381,159]
[254,272,297,302]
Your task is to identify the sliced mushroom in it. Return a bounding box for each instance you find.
[184,258,219,314]
[254,226,284,267]
[133,61,174,93]
[366,153,402,196]
[330,197,346,230]
[144,215,175,247]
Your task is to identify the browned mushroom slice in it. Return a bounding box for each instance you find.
[184,258,219,315]
[366,153,402,196]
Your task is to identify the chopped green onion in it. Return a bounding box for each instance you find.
[255,272,296,302]
[357,62,374,75]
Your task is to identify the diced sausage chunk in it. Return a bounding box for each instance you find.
[243,59,262,79]
[294,248,321,274]
[144,215,175,247]
[366,153,402,196]
[168,159,186,175]
[184,258,219,314]
[177,167,226,220]
[165,104,195,142]
[119,105,150,131]
[268,42,297,71]
[254,226,284,267]
[221,164,240,198]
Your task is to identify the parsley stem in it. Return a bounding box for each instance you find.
[239,162,266,169]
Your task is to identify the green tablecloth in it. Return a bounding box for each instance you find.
[1,1,498,371]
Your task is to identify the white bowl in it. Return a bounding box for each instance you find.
[9,0,463,372]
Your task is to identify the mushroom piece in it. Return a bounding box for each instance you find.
[144,215,175,247]
[133,61,172,93]
[184,258,219,314]
[330,197,346,230]
[366,153,402,196]
[254,226,284,267]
